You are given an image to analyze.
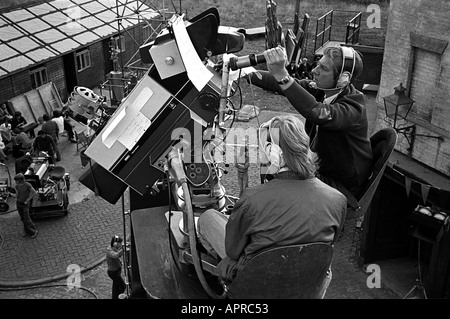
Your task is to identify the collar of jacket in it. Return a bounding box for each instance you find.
[274,171,304,180]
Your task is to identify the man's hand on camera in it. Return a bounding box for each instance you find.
[263,45,289,81]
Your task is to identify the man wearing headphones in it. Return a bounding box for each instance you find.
[197,115,347,286]
[249,45,373,207]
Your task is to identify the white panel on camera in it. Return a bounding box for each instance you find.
[85,74,172,170]
[150,40,185,79]
[102,86,153,149]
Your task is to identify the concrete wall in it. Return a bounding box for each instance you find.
[376,0,450,176]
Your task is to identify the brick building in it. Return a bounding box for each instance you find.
[376,0,450,177]
[0,0,162,110]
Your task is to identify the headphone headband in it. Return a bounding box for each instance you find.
[340,46,356,82]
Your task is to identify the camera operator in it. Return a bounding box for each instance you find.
[248,45,373,207]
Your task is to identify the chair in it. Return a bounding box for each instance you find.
[75,131,90,152]
[346,127,398,220]
[226,243,334,299]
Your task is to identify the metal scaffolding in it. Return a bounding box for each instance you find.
[100,0,179,104]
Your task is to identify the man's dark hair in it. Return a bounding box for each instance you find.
[14,173,25,181]
[110,235,123,247]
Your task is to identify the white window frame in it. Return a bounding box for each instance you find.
[30,65,48,89]
[76,48,92,72]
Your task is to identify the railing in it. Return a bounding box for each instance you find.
[314,10,333,54]
[314,10,362,54]
[345,12,362,45]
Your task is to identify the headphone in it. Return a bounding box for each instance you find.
[336,46,356,88]
[309,46,356,91]
[258,119,285,175]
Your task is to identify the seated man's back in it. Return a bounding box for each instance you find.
[227,173,346,260]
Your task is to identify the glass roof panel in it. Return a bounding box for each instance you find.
[81,1,110,15]
[50,38,80,54]
[78,15,104,29]
[43,11,73,27]
[71,0,95,5]
[95,8,117,23]
[0,17,7,28]
[7,37,41,54]
[2,56,34,72]
[18,18,52,34]
[26,48,57,63]
[92,24,116,38]
[59,20,88,36]
[2,9,35,23]
[73,31,99,45]
[0,45,20,60]
[49,0,77,10]
[34,28,69,44]
[0,25,24,41]
[27,2,56,16]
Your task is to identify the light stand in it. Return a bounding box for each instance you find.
[403,239,427,299]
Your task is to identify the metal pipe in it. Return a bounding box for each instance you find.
[121,192,130,297]
[218,59,230,127]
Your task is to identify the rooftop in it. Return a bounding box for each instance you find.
[0,0,159,79]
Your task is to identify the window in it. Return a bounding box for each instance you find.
[76,48,91,72]
[30,65,48,89]
[113,34,125,52]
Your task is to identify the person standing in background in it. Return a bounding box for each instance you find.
[52,110,65,140]
[106,235,126,299]
[0,103,13,123]
[11,111,27,131]
[9,173,38,239]
[32,130,57,163]
[0,118,14,144]
[41,114,60,161]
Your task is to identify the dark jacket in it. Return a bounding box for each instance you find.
[250,72,373,198]
[42,120,59,141]
[11,115,27,130]
[33,134,56,155]
[218,171,347,283]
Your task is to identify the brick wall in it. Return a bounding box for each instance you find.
[11,71,32,97]
[46,57,67,102]
[76,41,106,90]
[376,0,450,176]
[0,77,14,104]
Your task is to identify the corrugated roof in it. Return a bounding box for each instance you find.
[0,0,160,79]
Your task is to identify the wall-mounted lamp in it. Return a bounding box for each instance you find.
[383,83,443,155]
